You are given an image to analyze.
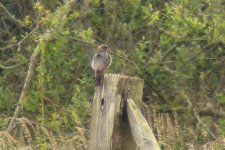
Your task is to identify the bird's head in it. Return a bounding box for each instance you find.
[98,44,108,52]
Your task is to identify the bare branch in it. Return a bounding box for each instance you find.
[7,47,40,134]
[0,2,26,27]
[0,61,28,69]
[6,0,77,134]
[161,42,183,61]
[199,107,225,118]
[193,108,216,139]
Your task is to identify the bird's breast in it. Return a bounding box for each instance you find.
[91,52,111,71]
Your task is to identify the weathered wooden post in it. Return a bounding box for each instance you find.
[88,74,159,150]
[126,98,160,150]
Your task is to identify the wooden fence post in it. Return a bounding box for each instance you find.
[126,98,160,150]
[88,74,158,150]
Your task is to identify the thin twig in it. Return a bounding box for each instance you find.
[0,28,35,51]
[6,0,76,134]
[198,107,225,118]
[185,95,217,139]
[7,48,40,134]
[0,2,26,27]
[193,108,216,139]
[17,29,35,51]
[161,66,192,78]
[128,0,140,43]
[0,61,28,69]
[109,49,142,74]
[161,42,183,61]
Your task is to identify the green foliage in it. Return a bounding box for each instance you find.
[216,93,225,105]
[70,77,92,126]
[0,0,225,148]
[0,87,13,111]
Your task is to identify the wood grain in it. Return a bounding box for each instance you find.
[127,98,160,150]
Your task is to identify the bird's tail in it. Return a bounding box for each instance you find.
[95,70,104,86]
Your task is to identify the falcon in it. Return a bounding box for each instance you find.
[91,44,112,86]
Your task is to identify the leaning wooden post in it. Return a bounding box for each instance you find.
[88,74,158,150]
[127,98,160,150]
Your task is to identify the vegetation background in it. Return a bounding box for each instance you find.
[0,0,224,149]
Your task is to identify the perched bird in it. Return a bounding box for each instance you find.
[91,44,111,86]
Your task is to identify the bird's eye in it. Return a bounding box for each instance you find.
[97,54,101,57]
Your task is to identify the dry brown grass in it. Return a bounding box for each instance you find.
[143,104,225,150]
[1,112,224,149]
[0,117,87,150]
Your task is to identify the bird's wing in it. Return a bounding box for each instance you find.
[91,52,111,71]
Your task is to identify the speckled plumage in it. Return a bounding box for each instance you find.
[91,44,111,85]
